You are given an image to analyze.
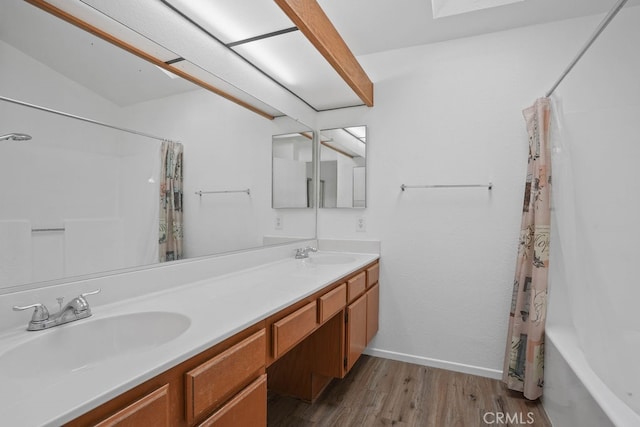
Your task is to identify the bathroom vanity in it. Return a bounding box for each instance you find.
[0,249,379,426]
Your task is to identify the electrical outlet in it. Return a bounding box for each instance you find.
[356,216,366,232]
[275,216,283,230]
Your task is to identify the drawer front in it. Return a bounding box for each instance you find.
[95,384,170,427]
[272,301,317,358]
[347,271,366,303]
[366,263,379,288]
[198,375,267,427]
[318,283,346,324]
[186,329,266,423]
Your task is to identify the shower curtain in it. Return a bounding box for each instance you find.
[159,141,183,262]
[503,98,551,400]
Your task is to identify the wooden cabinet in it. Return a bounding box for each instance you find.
[67,259,380,425]
[66,325,266,427]
[269,260,380,397]
[345,262,380,375]
[94,384,170,427]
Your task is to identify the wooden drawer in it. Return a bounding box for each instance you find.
[317,283,346,324]
[95,384,170,427]
[366,262,379,288]
[185,329,265,424]
[347,271,366,303]
[272,301,317,358]
[198,375,267,427]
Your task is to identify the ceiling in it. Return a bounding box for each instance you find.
[3,0,639,114]
[318,0,640,57]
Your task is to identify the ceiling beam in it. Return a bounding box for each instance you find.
[24,0,275,120]
[274,0,374,107]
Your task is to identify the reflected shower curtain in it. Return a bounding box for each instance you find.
[503,98,551,400]
[159,141,183,262]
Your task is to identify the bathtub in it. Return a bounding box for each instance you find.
[543,326,640,427]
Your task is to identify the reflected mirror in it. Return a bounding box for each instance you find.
[0,1,315,293]
[318,126,367,208]
[272,132,314,209]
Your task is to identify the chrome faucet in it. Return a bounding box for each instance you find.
[295,246,318,259]
[13,289,101,331]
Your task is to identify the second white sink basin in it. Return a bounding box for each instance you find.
[0,311,190,384]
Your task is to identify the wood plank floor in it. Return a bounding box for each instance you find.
[268,355,551,426]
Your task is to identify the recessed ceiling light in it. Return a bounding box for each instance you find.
[431,0,524,19]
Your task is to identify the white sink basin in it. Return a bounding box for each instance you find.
[0,311,190,383]
[306,254,357,265]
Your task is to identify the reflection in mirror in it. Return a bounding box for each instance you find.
[272,133,314,209]
[319,126,367,208]
[0,1,315,293]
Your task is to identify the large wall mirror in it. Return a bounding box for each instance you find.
[0,1,315,293]
[319,126,367,208]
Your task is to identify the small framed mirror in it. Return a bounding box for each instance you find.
[318,126,367,208]
[272,132,314,209]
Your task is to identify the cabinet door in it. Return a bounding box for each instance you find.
[366,283,379,344]
[94,384,169,427]
[198,375,267,427]
[345,294,367,373]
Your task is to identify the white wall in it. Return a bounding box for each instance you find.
[317,13,609,377]
[119,91,316,258]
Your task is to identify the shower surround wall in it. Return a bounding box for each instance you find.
[0,40,142,288]
[544,5,640,425]
[318,5,640,409]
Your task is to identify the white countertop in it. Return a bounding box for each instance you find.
[0,251,378,427]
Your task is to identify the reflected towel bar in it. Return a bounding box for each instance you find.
[31,227,66,232]
[401,183,493,191]
[195,189,251,196]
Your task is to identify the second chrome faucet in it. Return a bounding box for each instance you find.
[295,246,318,259]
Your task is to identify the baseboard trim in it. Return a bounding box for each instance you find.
[363,348,503,380]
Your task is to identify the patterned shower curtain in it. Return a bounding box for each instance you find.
[159,141,183,262]
[503,98,552,400]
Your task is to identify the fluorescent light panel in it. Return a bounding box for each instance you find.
[431,0,525,19]
[164,0,363,110]
[164,0,295,44]
[233,31,362,109]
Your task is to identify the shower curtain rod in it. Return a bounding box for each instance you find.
[546,0,629,97]
[0,95,179,144]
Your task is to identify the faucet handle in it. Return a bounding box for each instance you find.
[80,289,101,298]
[13,303,50,322]
[73,289,101,314]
